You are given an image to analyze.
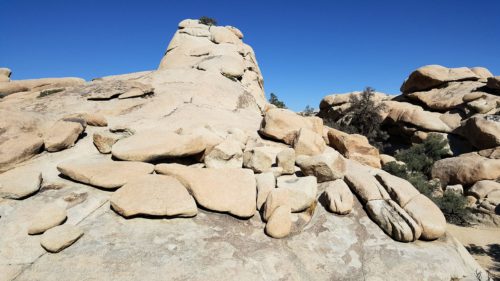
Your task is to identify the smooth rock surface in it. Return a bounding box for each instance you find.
[375,172,420,207]
[344,170,391,203]
[255,172,275,210]
[265,205,292,239]
[204,139,243,169]
[57,159,154,189]
[323,179,353,215]
[28,204,67,235]
[40,224,84,253]
[296,152,345,182]
[292,128,327,156]
[404,194,446,240]
[44,120,85,152]
[110,174,197,218]
[155,164,256,218]
[276,176,317,212]
[0,167,42,199]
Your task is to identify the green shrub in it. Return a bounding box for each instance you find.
[433,191,469,225]
[324,87,388,150]
[302,105,315,116]
[395,133,448,176]
[199,16,217,26]
[268,93,287,109]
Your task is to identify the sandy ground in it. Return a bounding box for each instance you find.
[448,224,500,280]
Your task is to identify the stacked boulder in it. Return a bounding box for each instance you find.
[319,64,500,223]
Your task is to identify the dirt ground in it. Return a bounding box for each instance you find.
[448,224,500,280]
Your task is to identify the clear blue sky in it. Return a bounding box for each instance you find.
[1,1,499,110]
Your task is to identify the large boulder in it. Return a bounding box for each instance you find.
[40,225,84,253]
[403,194,446,240]
[155,164,256,218]
[470,67,493,82]
[366,199,422,242]
[110,174,197,218]
[401,65,479,93]
[263,188,289,221]
[259,108,323,144]
[292,128,327,156]
[468,180,500,199]
[344,170,391,203]
[457,115,500,150]
[296,152,346,183]
[326,128,381,168]
[276,176,317,212]
[406,81,486,111]
[431,152,500,186]
[255,172,276,210]
[276,148,295,175]
[57,159,154,189]
[0,133,44,172]
[0,77,85,97]
[44,120,85,152]
[0,167,41,199]
[111,130,208,162]
[243,146,281,173]
[375,172,420,207]
[323,179,353,215]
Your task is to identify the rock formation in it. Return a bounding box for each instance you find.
[0,20,488,280]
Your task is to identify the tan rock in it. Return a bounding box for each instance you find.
[404,194,446,240]
[407,81,485,110]
[57,159,154,189]
[265,205,292,239]
[65,113,107,127]
[470,67,493,82]
[40,224,83,253]
[255,172,276,210]
[457,115,500,150]
[0,133,44,172]
[486,76,500,90]
[431,152,500,186]
[197,55,245,79]
[379,154,398,166]
[259,108,323,144]
[276,176,317,212]
[263,188,289,221]
[320,91,390,109]
[0,167,41,199]
[366,199,422,242]
[344,170,390,203]
[44,120,85,152]
[296,152,345,183]
[276,148,295,175]
[468,180,500,199]
[111,130,207,162]
[226,26,244,39]
[110,174,197,218]
[0,82,29,97]
[401,65,479,93]
[375,172,420,207]
[28,204,67,235]
[243,146,280,173]
[292,128,327,156]
[327,128,380,168]
[445,184,464,195]
[323,179,353,215]
[0,67,11,79]
[210,26,241,44]
[204,139,243,169]
[0,77,84,97]
[155,164,256,218]
[93,131,126,154]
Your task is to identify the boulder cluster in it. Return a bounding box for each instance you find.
[319,65,500,224]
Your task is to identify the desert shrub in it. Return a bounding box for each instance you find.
[268,93,287,109]
[383,134,469,225]
[199,16,217,26]
[324,87,388,150]
[395,133,449,176]
[302,105,315,116]
[38,88,64,98]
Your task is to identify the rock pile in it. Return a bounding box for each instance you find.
[0,19,487,280]
[319,64,500,225]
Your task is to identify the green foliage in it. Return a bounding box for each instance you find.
[383,134,470,225]
[198,16,217,26]
[38,88,64,98]
[395,133,449,176]
[302,105,315,116]
[269,93,287,109]
[324,87,388,149]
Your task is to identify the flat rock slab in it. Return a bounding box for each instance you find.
[0,133,44,173]
[110,174,197,218]
[155,164,256,218]
[57,159,154,189]
[28,204,67,235]
[40,224,84,253]
[44,120,85,152]
[0,167,42,199]
[111,130,207,162]
[11,197,484,281]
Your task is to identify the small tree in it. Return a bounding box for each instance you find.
[199,16,217,26]
[325,87,388,149]
[269,93,287,109]
[303,105,315,116]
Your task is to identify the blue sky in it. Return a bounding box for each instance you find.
[1,1,499,110]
